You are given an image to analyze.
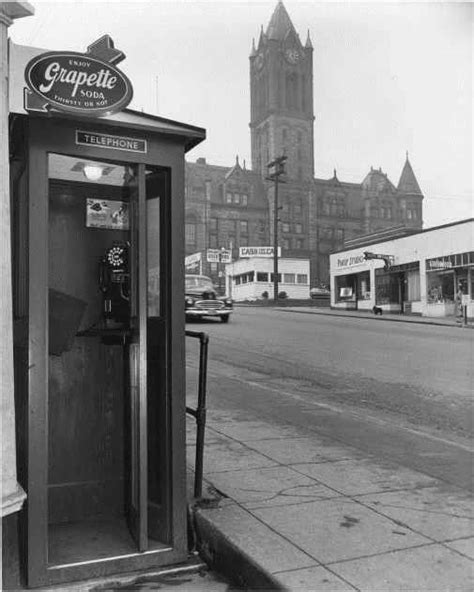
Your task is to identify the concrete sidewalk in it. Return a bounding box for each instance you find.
[273,305,472,329]
[187,407,474,591]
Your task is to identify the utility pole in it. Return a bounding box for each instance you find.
[219,246,227,295]
[266,156,287,303]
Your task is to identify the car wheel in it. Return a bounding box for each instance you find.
[221,315,230,323]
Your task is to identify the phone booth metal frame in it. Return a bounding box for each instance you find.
[10,111,205,587]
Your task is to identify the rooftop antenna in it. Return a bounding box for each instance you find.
[155,75,159,114]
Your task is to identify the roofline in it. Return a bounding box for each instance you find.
[123,108,205,151]
[314,177,361,188]
[123,108,205,137]
[11,107,205,152]
[185,161,265,179]
[332,218,474,254]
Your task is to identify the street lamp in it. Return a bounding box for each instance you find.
[266,155,287,302]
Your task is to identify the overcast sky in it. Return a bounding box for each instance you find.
[10,0,472,227]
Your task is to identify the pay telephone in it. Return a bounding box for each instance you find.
[99,241,130,326]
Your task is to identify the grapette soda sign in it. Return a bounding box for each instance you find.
[24,35,133,117]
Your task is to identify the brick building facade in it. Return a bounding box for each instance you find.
[185,1,423,287]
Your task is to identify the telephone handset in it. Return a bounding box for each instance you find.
[99,241,130,325]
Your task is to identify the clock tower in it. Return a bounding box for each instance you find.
[249,1,314,181]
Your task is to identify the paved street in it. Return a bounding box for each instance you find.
[186,307,473,491]
[186,307,473,590]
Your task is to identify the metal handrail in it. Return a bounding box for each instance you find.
[185,330,209,498]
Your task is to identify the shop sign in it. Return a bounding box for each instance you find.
[339,287,353,298]
[185,252,202,266]
[239,246,281,258]
[426,258,453,270]
[24,35,133,117]
[185,252,202,273]
[207,249,232,263]
[76,131,147,153]
[336,254,366,269]
[426,252,473,271]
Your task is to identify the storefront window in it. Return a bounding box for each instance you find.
[427,271,455,303]
[456,274,468,297]
[356,271,371,300]
[375,272,399,305]
[335,274,356,302]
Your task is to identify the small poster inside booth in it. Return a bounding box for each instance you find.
[86,199,129,230]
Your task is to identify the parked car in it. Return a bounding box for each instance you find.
[185,274,233,323]
[310,287,330,298]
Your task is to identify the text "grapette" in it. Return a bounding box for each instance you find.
[39,60,117,98]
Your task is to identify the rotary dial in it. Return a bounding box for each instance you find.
[107,245,125,267]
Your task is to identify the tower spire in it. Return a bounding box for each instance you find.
[266,1,297,41]
[397,154,422,195]
[250,1,314,179]
[258,25,265,49]
[250,37,257,57]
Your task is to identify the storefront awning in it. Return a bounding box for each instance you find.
[376,261,419,274]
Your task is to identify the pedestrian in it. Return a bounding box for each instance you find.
[455,284,464,324]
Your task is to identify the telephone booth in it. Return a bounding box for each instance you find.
[9,42,205,587]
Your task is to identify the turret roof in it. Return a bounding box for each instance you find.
[397,155,422,195]
[266,1,297,41]
[225,155,243,180]
[362,166,396,193]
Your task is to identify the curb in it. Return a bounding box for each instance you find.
[274,307,473,329]
[30,560,208,592]
[192,508,285,591]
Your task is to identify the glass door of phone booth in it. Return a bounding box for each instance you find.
[47,152,169,559]
[17,127,185,586]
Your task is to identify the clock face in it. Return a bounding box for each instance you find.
[285,48,300,64]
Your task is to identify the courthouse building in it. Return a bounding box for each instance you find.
[185,1,424,287]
